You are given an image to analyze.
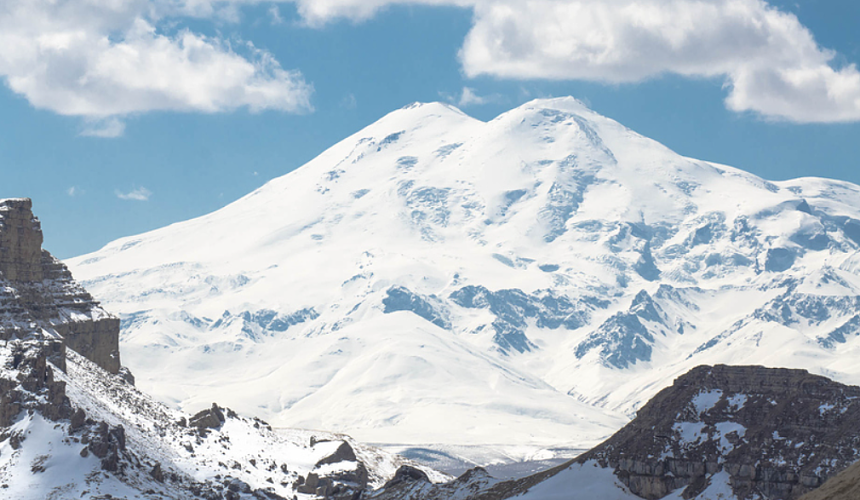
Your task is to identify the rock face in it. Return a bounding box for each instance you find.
[574,365,860,500]
[0,198,43,281]
[0,198,120,374]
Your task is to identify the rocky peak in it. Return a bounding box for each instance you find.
[0,198,121,374]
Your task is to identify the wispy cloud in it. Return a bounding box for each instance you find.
[67,186,80,197]
[268,5,285,25]
[116,187,153,201]
[458,87,502,107]
[81,117,126,138]
[340,93,358,110]
[440,87,502,107]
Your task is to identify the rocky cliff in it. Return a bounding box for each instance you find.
[0,198,120,374]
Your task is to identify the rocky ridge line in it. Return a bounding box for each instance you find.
[372,364,860,500]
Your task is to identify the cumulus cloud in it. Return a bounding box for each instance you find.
[116,187,153,201]
[5,0,858,125]
[0,0,313,136]
[286,0,860,123]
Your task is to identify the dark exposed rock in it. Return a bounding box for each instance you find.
[151,463,164,482]
[373,466,502,500]
[382,465,430,488]
[190,403,226,429]
[450,285,603,354]
[0,340,71,426]
[383,286,451,329]
[574,289,666,368]
[86,421,127,472]
[315,441,357,468]
[328,462,369,492]
[765,247,796,273]
[70,407,86,430]
[118,366,135,385]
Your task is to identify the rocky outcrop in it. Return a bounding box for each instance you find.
[0,340,71,427]
[0,198,121,374]
[373,466,498,500]
[575,365,860,500]
[189,402,226,429]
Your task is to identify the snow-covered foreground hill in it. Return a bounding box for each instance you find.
[68,97,860,458]
[0,340,449,499]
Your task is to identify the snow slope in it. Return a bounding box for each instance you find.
[67,97,860,455]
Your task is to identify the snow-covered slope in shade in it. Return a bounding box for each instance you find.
[68,97,860,454]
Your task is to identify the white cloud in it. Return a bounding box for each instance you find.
[0,0,313,131]
[285,0,860,123]
[67,186,79,197]
[5,0,858,124]
[116,187,153,201]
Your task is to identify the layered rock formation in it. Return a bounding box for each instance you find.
[0,198,120,374]
[575,365,860,499]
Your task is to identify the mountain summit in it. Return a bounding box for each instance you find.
[68,98,860,458]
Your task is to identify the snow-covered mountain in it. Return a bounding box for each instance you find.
[67,97,860,459]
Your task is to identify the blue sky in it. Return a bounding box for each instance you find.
[1,0,859,258]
